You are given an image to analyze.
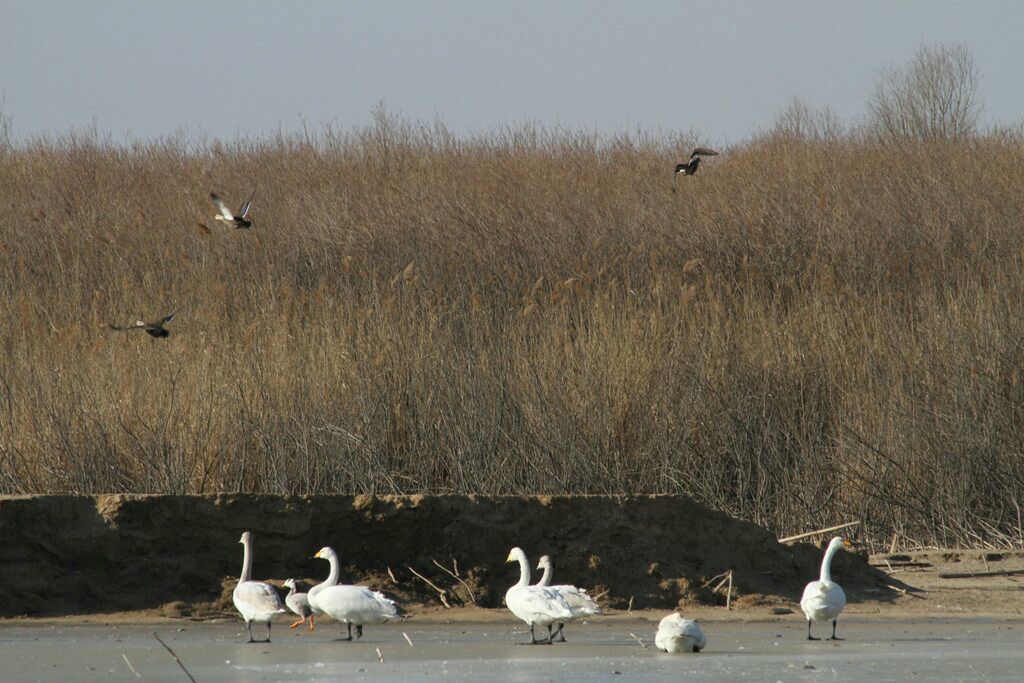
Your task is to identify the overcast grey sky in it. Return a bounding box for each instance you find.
[1,1,1022,144]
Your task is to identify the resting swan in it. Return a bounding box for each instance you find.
[306,546,402,641]
[800,536,852,640]
[534,554,602,642]
[655,612,706,653]
[232,531,286,643]
[505,547,572,644]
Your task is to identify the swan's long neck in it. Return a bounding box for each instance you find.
[537,563,552,587]
[240,538,252,583]
[322,552,340,587]
[819,543,840,584]
[515,553,531,588]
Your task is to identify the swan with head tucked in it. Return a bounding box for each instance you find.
[232,531,286,643]
[305,546,402,641]
[655,612,707,653]
[534,554,602,642]
[283,578,315,631]
[505,547,572,645]
[800,536,852,640]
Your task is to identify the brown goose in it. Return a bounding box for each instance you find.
[211,190,255,229]
[109,312,176,338]
[672,148,719,191]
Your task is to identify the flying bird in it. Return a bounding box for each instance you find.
[109,312,177,338]
[672,148,719,191]
[211,190,255,229]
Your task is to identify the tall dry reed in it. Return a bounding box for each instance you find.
[2,111,1024,547]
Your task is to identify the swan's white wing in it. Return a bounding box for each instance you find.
[369,590,402,619]
[211,193,234,220]
[507,586,572,624]
[233,580,285,621]
[316,585,402,623]
[678,618,706,650]
[550,585,602,618]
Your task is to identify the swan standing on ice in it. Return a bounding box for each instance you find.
[306,546,402,641]
[654,612,707,653]
[505,547,572,644]
[533,554,602,642]
[283,578,315,631]
[307,546,342,618]
[232,531,286,643]
[800,536,852,640]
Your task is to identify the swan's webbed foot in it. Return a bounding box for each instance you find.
[806,635,820,641]
[805,620,818,641]
[335,623,354,641]
[554,623,566,643]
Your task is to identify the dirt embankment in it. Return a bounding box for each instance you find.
[0,494,888,618]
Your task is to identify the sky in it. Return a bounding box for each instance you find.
[1,1,1022,145]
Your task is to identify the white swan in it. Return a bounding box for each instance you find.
[283,578,315,631]
[505,547,573,644]
[800,536,851,640]
[232,531,286,643]
[534,554,602,642]
[307,546,342,617]
[306,546,402,641]
[655,612,707,653]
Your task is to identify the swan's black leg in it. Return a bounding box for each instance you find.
[530,624,539,644]
[554,623,566,642]
[263,622,272,643]
[806,619,819,641]
[338,622,353,642]
[355,624,363,640]
[246,621,255,643]
[828,620,843,641]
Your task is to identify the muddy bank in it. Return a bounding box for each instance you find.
[0,494,887,617]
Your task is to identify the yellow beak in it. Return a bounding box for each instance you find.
[842,539,853,548]
[505,552,514,563]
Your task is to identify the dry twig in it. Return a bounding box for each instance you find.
[152,633,196,683]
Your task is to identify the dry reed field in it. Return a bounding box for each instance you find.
[2,99,1024,548]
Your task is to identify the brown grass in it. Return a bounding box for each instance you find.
[2,111,1024,547]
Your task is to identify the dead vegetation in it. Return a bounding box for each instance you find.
[2,53,1024,547]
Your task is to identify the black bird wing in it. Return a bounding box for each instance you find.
[148,312,176,327]
[690,147,719,158]
[238,189,255,219]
